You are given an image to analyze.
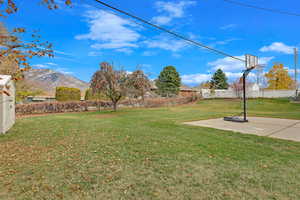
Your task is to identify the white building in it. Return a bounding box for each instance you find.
[0,75,15,134]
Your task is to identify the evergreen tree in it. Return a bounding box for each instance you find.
[156,66,181,97]
[210,69,229,89]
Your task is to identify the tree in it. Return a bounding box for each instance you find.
[0,1,66,98]
[265,63,295,90]
[126,70,151,100]
[0,23,53,98]
[231,77,253,98]
[85,88,103,101]
[0,23,53,79]
[210,69,229,89]
[90,62,127,111]
[197,81,211,89]
[0,0,72,16]
[231,78,243,98]
[156,66,181,97]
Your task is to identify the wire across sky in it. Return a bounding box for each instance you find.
[92,0,246,62]
[223,0,300,17]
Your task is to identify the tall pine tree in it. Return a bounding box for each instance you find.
[210,69,229,89]
[156,66,181,97]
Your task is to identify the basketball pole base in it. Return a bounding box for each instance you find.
[223,116,248,123]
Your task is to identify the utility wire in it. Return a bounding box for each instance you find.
[82,0,148,30]
[223,0,300,17]
[92,0,245,62]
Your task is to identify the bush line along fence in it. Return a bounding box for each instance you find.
[16,96,198,115]
[55,87,81,101]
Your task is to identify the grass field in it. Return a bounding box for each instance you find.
[1,98,300,199]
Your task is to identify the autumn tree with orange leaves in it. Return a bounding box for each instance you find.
[0,0,71,96]
[0,0,72,79]
[0,0,71,16]
[0,0,73,73]
[0,23,53,80]
[265,63,295,90]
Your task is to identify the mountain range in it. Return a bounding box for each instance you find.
[24,69,89,95]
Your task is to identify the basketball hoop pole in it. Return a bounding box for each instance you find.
[224,54,257,123]
[242,54,257,122]
[243,72,247,122]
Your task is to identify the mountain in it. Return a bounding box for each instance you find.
[24,69,89,95]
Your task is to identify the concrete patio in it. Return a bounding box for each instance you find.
[184,117,300,142]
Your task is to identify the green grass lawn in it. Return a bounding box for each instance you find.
[1,98,300,199]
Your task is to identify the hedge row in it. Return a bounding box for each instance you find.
[55,87,81,101]
[16,101,111,115]
[16,96,199,115]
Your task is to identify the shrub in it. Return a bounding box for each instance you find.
[55,87,81,101]
[84,88,106,101]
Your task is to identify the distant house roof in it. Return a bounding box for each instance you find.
[180,85,199,92]
[27,96,55,98]
[27,96,56,101]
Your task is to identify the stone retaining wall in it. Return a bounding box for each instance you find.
[16,96,199,115]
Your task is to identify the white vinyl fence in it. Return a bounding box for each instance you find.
[201,88,296,99]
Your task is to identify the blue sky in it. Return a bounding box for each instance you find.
[3,0,300,85]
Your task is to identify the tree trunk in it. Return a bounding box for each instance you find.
[113,102,117,111]
[97,97,101,111]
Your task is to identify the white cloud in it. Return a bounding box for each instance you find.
[260,42,295,54]
[220,24,237,30]
[142,51,157,56]
[208,56,274,72]
[141,64,152,68]
[283,67,297,76]
[32,64,48,68]
[56,68,74,75]
[88,51,102,57]
[224,72,242,79]
[181,72,256,85]
[75,10,140,52]
[45,62,58,66]
[208,56,245,71]
[54,50,73,56]
[214,38,240,46]
[152,16,173,25]
[152,0,196,25]
[181,73,211,84]
[259,57,275,65]
[143,35,188,52]
[32,63,73,75]
[225,72,256,81]
[116,48,133,54]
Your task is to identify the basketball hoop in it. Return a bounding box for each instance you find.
[224,54,259,123]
